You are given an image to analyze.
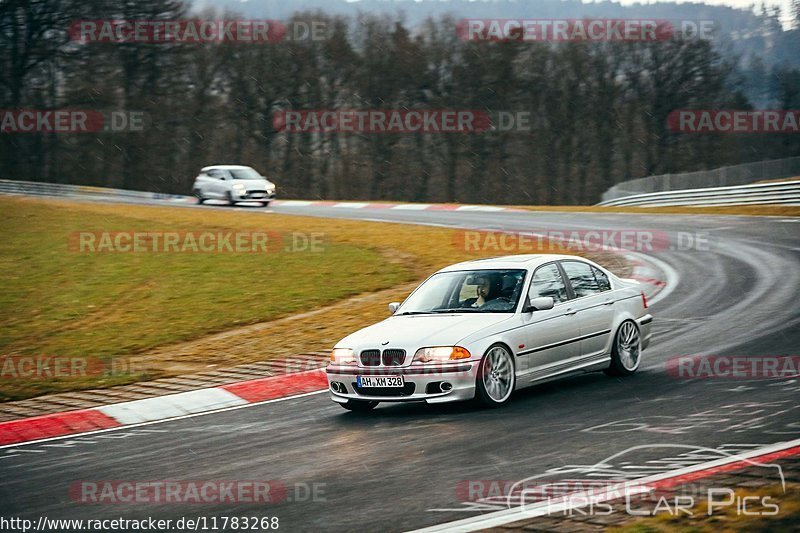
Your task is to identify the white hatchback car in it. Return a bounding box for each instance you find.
[327,254,653,411]
[192,165,276,206]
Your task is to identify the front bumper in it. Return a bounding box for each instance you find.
[326,362,478,404]
[233,190,276,201]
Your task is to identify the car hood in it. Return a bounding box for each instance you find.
[234,179,273,188]
[336,313,512,357]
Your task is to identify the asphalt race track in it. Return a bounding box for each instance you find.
[2,199,799,531]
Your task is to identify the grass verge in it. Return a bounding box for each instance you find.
[0,196,618,401]
[514,204,800,217]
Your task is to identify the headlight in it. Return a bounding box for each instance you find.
[330,348,357,365]
[412,346,471,363]
[232,183,246,190]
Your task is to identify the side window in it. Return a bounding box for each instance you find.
[528,264,568,303]
[592,266,611,292]
[561,261,601,298]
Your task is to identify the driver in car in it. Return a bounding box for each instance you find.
[465,275,503,308]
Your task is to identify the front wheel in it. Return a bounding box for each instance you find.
[260,201,271,207]
[340,400,378,412]
[227,191,236,206]
[194,189,205,204]
[605,320,641,376]
[475,344,516,407]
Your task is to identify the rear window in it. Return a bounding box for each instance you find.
[592,266,611,292]
[560,261,602,298]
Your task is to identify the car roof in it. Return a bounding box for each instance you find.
[200,165,256,171]
[437,254,586,273]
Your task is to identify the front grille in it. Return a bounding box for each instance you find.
[382,349,406,366]
[360,349,381,366]
[353,382,416,397]
[360,349,406,366]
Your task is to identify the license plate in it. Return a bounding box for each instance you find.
[357,375,404,388]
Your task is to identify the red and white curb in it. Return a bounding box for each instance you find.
[624,251,678,306]
[0,369,328,447]
[410,438,800,532]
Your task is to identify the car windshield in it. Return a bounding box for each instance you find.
[228,168,263,180]
[397,269,526,314]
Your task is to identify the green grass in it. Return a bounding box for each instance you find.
[0,198,408,398]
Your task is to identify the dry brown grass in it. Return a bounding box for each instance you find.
[610,484,800,533]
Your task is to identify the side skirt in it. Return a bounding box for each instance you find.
[515,354,611,389]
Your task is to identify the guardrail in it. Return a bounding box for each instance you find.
[602,156,800,202]
[597,180,800,207]
[0,178,189,202]
[3,177,798,210]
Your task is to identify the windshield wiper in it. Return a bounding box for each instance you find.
[395,311,439,316]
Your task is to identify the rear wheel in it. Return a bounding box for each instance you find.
[475,344,515,407]
[340,400,378,412]
[605,320,641,376]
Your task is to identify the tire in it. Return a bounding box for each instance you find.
[605,320,642,376]
[340,400,379,412]
[475,344,516,407]
[194,189,205,204]
[227,191,236,206]
[260,201,270,207]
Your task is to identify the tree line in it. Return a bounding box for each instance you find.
[1,0,799,205]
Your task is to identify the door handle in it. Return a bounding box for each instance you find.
[604,299,614,306]
[564,308,577,316]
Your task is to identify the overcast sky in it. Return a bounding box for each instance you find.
[616,0,794,24]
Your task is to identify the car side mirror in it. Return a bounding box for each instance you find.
[523,296,554,312]
[388,302,400,314]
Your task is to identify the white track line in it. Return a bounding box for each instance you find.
[408,438,800,532]
[333,202,369,208]
[391,204,431,210]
